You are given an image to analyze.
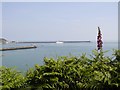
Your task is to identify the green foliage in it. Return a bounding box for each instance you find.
[0,49,120,89]
[0,66,26,90]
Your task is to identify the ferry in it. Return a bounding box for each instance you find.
[56,41,64,44]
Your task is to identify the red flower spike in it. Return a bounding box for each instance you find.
[97,27,103,50]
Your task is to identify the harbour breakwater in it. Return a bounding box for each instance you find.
[0,45,37,51]
[18,41,91,43]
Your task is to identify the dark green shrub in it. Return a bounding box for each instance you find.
[25,49,120,89]
[1,49,120,89]
[0,66,26,90]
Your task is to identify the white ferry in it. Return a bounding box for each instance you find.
[56,41,64,44]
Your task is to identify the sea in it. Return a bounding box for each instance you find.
[0,42,118,72]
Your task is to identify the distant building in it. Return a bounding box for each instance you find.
[0,38,8,44]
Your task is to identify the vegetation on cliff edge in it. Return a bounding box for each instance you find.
[0,49,120,90]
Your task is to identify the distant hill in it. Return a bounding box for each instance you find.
[0,38,8,44]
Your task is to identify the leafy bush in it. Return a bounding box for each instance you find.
[0,66,26,90]
[26,49,120,89]
[0,49,120,89]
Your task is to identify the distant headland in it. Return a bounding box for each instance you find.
[0,38,8,44]
[0,38,16,44]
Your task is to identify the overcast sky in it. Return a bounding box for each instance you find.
[2,2,118,41]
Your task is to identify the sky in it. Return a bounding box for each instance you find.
[2,2,118,42]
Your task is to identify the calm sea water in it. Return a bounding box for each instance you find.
[0,42,118,72]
